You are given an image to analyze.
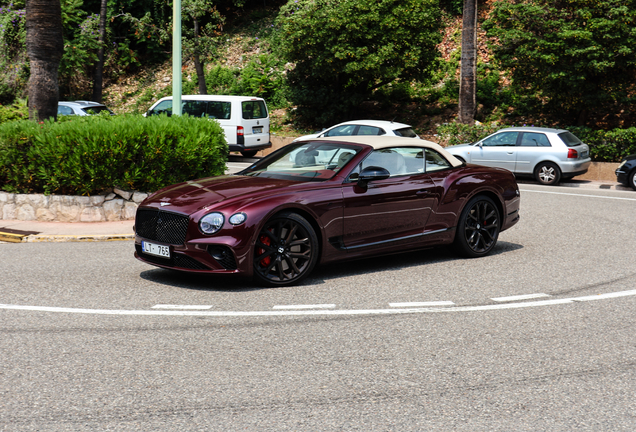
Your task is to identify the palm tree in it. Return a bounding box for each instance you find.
[26,0,64,121]
[458,0,477,124]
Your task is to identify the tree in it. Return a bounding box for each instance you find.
[91,0,107,102]
[458,0,477,124]
[484,0,636,126]
[182,0,224,95]
[276,0,442,125]
[26,0,64,121]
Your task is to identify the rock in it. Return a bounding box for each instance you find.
[80,207,105,222]
[132,192,148,203]
[114,188,132,201]
[123,201,138,219]
[3,203,16,220]
[17,204,36,221]
[103,199,124,221]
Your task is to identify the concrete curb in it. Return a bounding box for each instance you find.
[23,234,135,243]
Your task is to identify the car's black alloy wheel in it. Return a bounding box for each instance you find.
[253,212,319,287]
[454,195,500,258]
[535,161,561,185]
[630,169,636,191]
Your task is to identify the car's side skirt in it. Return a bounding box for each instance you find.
[328,227,454,252]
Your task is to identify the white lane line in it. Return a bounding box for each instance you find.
[389,301,455,307]
[152,305,213,310]
[519,189,636,201]
[491,293,551,302]
[2,290,635,317]
[273,304,336,310]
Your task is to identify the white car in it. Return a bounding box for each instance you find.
[293,120,419,143]
[446,127,591,185]
[58,101,114,116]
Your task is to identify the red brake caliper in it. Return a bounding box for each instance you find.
[258,234,272,267]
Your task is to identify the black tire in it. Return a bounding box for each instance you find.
[534,162,561,185]
[629,169,636,191]
[453,195,500,258]
[241,150,258,158]
[253,212,319,287]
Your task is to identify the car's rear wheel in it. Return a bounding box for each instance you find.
[241,150,258,158]
[535,162,561,185]
[453,195,500,258]
[253,212,319,287]
[629,169,636,191]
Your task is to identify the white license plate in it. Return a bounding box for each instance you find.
[141,241,170,258]
[253,126,263,134]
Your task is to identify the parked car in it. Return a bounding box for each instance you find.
[293,120,419,142]
[58,101,114,116]
[615,154,636,190]
[446,127,591,185]
[134,136,521,287]
[145,95,271,157]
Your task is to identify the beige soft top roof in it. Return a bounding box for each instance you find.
[311,136,463,168]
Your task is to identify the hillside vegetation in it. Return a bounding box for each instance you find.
[1,0,635,137]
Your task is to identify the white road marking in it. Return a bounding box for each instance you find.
[389,301,455,307]
[520,189,636,201]
[2,290,636,317]
[491,293,551,302]
[273,304,336,310]
[152,305,214,310]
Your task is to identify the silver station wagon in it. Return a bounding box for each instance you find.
[446,127,591,185]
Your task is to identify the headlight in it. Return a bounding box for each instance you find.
[199,212,225,235]
[229,212,247,225]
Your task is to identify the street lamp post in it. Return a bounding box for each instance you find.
[172,0,182,115]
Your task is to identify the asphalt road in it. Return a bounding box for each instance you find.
[1,184,635,431]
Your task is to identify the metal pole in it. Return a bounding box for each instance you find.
[172,0,182,115]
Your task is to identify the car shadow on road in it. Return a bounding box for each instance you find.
[138,241,523,291]
[307,241,523,285]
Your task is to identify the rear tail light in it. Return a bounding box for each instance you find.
[567,148,578,159]
[237,126,244,137]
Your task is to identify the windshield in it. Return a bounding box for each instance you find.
[240,142,363,182]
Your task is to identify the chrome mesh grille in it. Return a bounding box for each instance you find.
[135,209,189,245]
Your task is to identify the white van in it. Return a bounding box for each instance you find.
[145,95,271,157]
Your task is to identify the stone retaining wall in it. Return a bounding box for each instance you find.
[0,188,148,222]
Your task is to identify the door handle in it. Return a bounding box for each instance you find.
[416,189,430,197]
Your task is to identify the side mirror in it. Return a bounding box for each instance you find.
[357,166,390,188]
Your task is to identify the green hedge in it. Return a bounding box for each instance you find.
[0,114,228,196]
[436,123,636,162]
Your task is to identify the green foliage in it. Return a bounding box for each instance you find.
[569,127,636,162]
[0,3,27,103]
[435,122,501,147]
[484,0,636,125]
[0,114,228,195]
[276,0,443,126]
[0,98,28,124]
[202,54,289,109]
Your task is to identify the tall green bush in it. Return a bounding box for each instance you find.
[0,114,228,195]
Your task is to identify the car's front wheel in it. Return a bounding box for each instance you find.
[535,162,561,185]
[453,195,500,258]
[253,212,319,287]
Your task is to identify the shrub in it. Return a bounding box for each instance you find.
[0,114,228,195]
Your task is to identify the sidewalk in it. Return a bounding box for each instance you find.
[0,179,631,243]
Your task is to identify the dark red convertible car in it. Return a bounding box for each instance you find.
[134,136,520,286]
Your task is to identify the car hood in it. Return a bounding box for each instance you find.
[141,175,307,215]
[293,133,320,142]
